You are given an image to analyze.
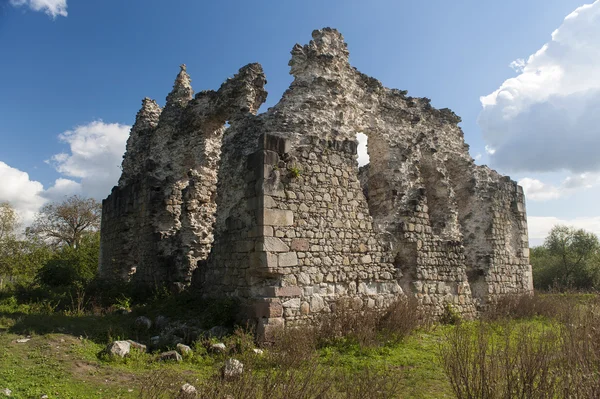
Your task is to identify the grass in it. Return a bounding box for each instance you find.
[0,293,595,398]
[0,328,458,398]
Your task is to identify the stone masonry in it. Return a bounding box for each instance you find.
[100,28,533,336]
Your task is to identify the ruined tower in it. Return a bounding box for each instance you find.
[100,29,533,335]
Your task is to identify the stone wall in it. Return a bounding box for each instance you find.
[100,64,267,287]
[100,28,533,333]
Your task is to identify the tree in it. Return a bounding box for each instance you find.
[0,202,20,288]
[0,202,19,242]
[29,195,101,248]
[532,225,600,290]
[36,231,100,288]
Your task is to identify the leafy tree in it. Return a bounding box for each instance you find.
[29,195,101,248]
[36,231,100,288]
[0,203,56,289]
[531,225,600,290]
[0,202,19,242]
[0,202,21,287]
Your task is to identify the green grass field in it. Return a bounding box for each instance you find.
[0,293,595,399]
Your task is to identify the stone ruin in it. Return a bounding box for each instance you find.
[100,28,533,337]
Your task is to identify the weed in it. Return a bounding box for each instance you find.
[287,165,301,178]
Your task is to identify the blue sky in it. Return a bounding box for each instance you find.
[1,0,599,245]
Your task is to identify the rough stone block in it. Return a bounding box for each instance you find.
[256,237,290,252]
[282,298,301,308]
[250,252,278,269]
[252,298,283,318]
[290,238,309,251]
[268,286,302,297]
[262,209,294,226]
[278,252,298,267]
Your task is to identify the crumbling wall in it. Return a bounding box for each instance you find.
[101,28,532,330]
[100,64,267,287]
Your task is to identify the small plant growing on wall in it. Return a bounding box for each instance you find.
[288,165,301,178]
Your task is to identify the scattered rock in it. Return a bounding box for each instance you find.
[114,307,131,315]
[134,316,152,330]
[176,343,192,355]
[126,340,147,353]
[1,388,11,397]
[222,358,244,379]
[177,383,197,398]
[106,341,131,358]
[252,348,264,355]
[210,343,226,353]
[15,338,30,343]
[157,350,182,362]
[40,395,48,399]
[150,336,160,345]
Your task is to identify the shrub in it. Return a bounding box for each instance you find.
[439,322,560,399]
[378,295,424,342]
[36,232,100,288]
[317,298,380,348]
[483,294,564,321]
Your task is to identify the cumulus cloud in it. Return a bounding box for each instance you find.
[9,0,68,19]
[0,161,46,227]
[48,121,130,200]
[519,178,562,201]
[479,1,600,175]
[519,173,600,201]
[0,162,89,227]
[528,215,600,245]
[0,120,129,228]
[42,178,82,202]
[509,58,526,73]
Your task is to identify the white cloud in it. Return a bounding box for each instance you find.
[0,120,129,228]
[0,161,46,227]
[519,173,600,201]
[479,1,600,175]
[356,132,370,167]
[484,145,496,155]
[519,178,562,201]
[48,121,130,200]
[0,162,89,228]
[9,0,68,19]
[42,178,82,202]
[509,58,526,73]
[528,215,600,245]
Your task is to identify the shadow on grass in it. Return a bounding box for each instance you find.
[0,289,241,350]
[4,311,139,344]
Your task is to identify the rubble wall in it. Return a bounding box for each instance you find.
[100,28,533,331]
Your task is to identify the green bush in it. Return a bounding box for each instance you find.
[36,232,99,288]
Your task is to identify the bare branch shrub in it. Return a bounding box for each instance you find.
[483,293,570,321]
[439,322,560,399]
[558,302,600,397]
[317,298,379,347]
[378,295,425,343]
[138,369,192,399]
